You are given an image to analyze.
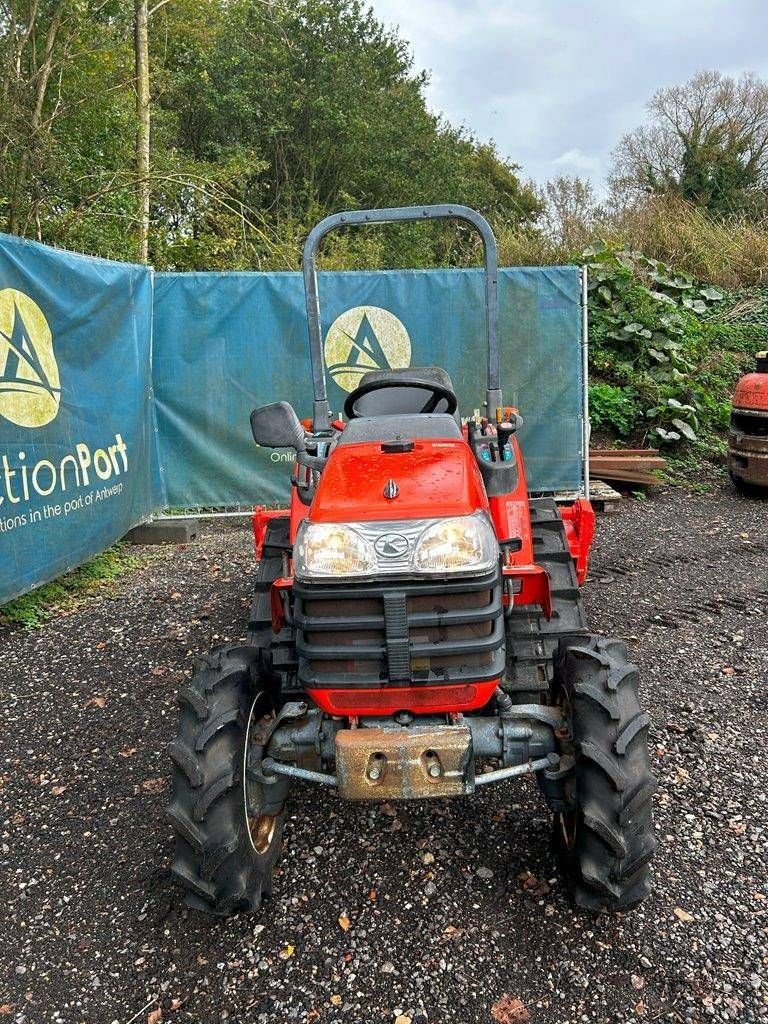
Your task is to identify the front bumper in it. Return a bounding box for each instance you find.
[728,431,768,487]
[258,702,566,801]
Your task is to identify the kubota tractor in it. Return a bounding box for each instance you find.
[167,206,656,917]
[729,351,768,494]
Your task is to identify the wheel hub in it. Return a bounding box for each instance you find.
[243,695,279,856]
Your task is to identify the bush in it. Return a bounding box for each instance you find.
[589,383,639,436]
[579,242,768,447]
[609,196,768,289]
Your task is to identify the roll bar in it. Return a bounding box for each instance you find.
[301,204,501,431]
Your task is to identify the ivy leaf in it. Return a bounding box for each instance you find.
[655,427,681,442]
[671,418,697,441]
[700,286,724,301]
[597,285,612,303]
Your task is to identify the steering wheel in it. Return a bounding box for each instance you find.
[343,377,458,419]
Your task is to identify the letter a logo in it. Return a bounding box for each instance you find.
[0,288,60,427]
[324,305,411,393]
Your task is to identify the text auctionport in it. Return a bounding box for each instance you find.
[0,432,129,509]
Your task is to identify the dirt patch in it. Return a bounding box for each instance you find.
[1,485,767,1023]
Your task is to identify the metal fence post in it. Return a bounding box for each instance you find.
[581,266,590,499]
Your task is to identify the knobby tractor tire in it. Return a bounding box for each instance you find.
[553,636,657,913]
[504,498,588,704]
[166,644,288,916]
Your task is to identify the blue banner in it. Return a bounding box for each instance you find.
[153,266,584,507]
[1,233,584,605]
[0,234,155,604]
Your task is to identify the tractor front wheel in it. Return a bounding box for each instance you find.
[167,644,289,915]
[552,636,657,913]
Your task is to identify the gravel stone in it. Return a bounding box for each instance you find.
[2,485,767,1022]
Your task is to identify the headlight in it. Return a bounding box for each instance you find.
[294,522,376,579]
[294,513,498,579]
[413,515,497,573]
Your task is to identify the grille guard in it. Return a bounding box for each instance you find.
[293,567,505,689]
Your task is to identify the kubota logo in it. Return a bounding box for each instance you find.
[324,305,411,393]
[373,533,410,558]
[0,289,60,428]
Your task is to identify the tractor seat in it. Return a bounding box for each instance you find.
[345,366,458,419]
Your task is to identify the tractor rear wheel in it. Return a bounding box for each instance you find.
[504,498,588,704]
[167,644,289,915]
[552,635,656,913]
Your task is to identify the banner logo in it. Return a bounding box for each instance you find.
[0,289,60,427]
[324,305,411,393]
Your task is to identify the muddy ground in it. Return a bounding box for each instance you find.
[1,483,767,1024]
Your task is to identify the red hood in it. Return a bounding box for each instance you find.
[309,439,489,523]
[734,372,768,412]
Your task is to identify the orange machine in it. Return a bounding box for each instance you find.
[729,352,768,493]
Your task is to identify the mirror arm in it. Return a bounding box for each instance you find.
[296,450,327,472]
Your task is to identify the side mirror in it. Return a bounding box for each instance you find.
[250,401,306,452]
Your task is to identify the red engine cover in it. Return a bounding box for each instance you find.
[733,372,768,412]
[308,439,490,523]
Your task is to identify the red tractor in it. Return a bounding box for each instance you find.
[167,206,656,917]
[729,351,768,494]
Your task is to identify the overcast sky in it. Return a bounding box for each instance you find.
[369,0,768,190]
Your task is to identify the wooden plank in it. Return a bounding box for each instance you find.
[589,447,667,485]
[593,452,663,460]
[596,469,663,485]
[590,457,667,471]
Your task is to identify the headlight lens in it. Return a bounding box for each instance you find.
[413,515,497,573]
[294,522,376,579]
[294,514,498,579]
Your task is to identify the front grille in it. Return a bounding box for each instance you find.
[293,569,504,689]
[731,409,768,437]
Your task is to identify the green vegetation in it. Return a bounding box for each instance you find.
[0,544,149,628]
[0,0,539,270]
[2,7,768,461]
[581,242,767,447]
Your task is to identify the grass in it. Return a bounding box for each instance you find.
[0,543,150,629]
[497,195,768,288]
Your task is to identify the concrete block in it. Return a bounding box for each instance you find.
[124,517,199,545]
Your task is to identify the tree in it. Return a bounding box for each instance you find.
[610,71,768,216]
[149,0,541,269]
[1,2,137,249]
[1,0,540,268]
[1,1,68,235]
[539,176,603,253]
[134,0,150,262]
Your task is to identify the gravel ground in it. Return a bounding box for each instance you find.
[1,483,767,1024]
